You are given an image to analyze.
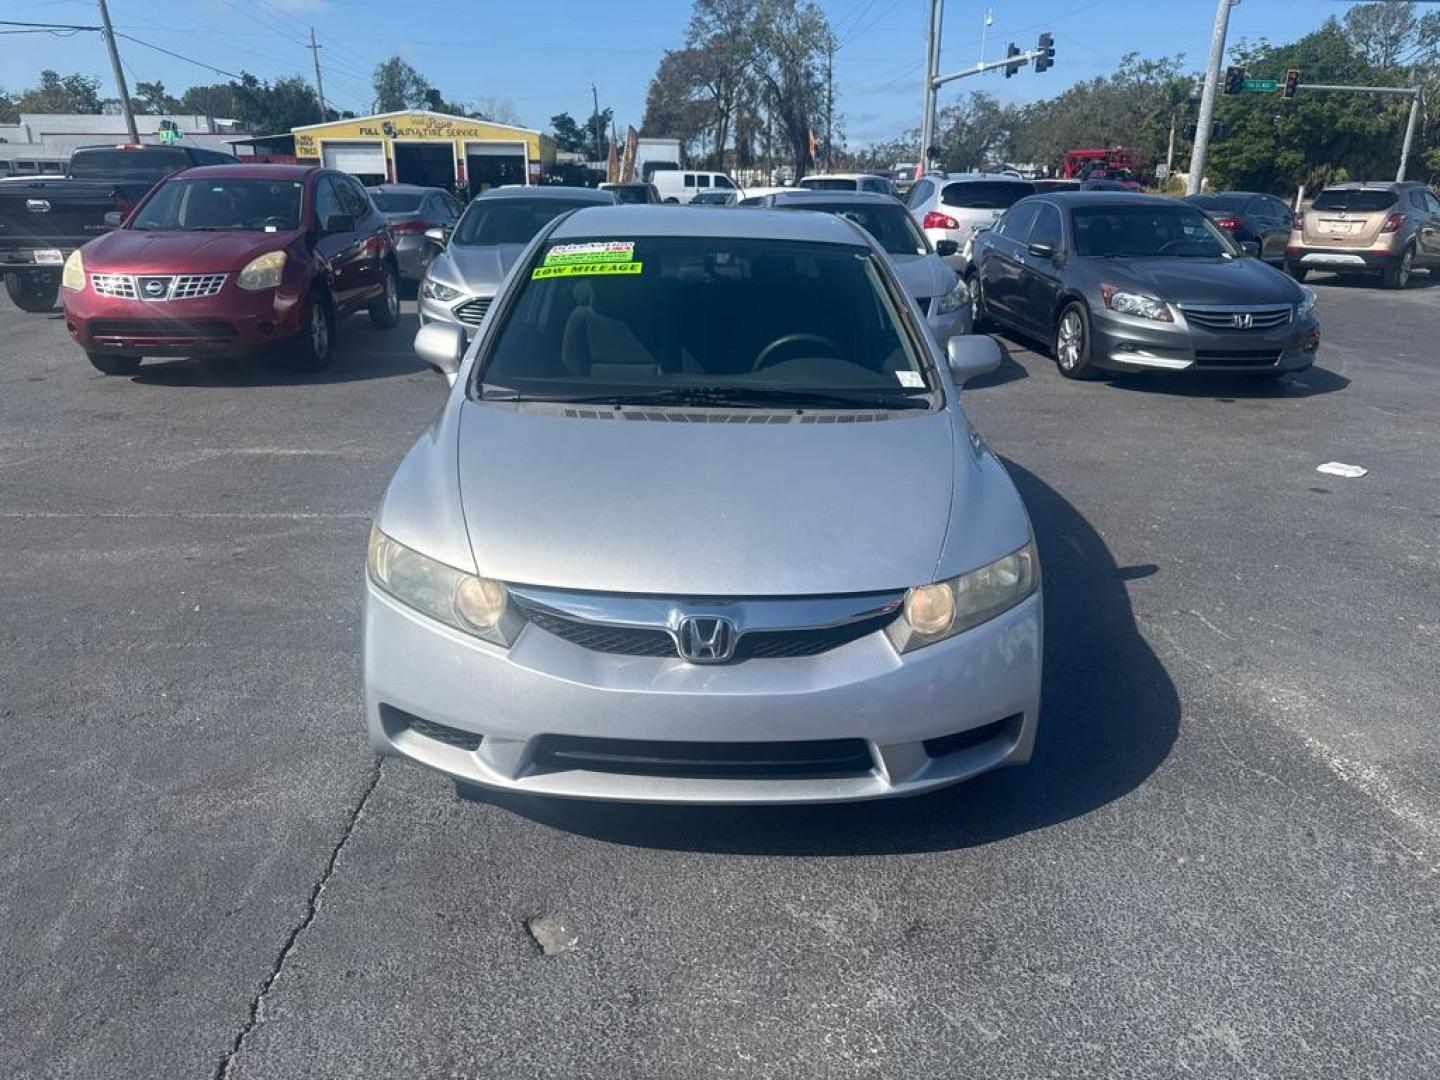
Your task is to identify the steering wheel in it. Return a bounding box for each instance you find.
[753,333,843,372]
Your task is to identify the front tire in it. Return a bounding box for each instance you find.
[284,290,335,372]
[368,263,400,329]
[966,273,992,331]
[85,350,141,376]
[7,273,59,312]
[1380,246,1414,289]
[1054,302,1097,379]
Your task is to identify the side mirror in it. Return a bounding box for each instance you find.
[935,239,959,258]
[1239,240,1260,257]
[414,321,466,382]
[324,213,355,234]
[424,226,447,246]
[103,210,124,228]
[946,335,1001,386]
[1027,241,1058,260]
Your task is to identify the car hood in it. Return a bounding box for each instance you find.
[83,228,297,272]
[455,402,958,595]
[891,254,957,300]
[1098,256,1300,305]
[432,242,526,294]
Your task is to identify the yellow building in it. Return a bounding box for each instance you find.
[291,110,556,193]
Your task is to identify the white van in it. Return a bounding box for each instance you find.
[652,170,738,204]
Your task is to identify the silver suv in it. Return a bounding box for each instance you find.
[906,174,1036,270]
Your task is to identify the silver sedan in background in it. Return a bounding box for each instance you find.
[418,186,616,336]
[760,189,973,343]
[367,184,463,281]
[372,206,1040,804]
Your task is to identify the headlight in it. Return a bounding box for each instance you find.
[62,249,85,291]
[931,277,969,315]
[885,540,1038,653]
[236,250,286,291]
[1297,286,1317,318]
[421,278,462,302]
[1101,284,1173,322]
[367,525,523,647]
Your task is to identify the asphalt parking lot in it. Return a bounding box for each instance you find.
[2,274,1437,1079]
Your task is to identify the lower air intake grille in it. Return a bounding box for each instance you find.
[454,297,493,327]
[380,704,482,751]
[531,735,874,779]
[1192,350,1281,367]
[87,319,237,340]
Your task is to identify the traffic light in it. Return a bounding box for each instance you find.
[1224,66,1246,96]
[1035,32,1055,74]
[1004,42,1022,79]
[1283,68,1301,99]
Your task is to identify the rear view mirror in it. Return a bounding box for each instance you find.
[1027,241,1058,260]
[1239,240,1260,257]
[414,322,466,382]
[424,226,447,246]
[103,210,124,228]
[946,335,1001,386]
[935,239,959,257]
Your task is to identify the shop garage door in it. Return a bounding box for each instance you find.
[393,142,455,190]
[321,141,386,185]
[466,142,526,193]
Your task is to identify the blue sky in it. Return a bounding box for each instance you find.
[1,0,1356,144]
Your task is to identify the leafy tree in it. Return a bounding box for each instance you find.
[751,0,834,174]
[14,70,103,114]
[133,80,180,115]
[373,57,431,112]
[550,111,589,153]
[640,50,710,160]
[0,91,18,124]
[1342,1,1440,67]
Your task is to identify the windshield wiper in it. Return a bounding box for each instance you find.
[480,384,930,409]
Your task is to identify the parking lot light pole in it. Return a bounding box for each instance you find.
[1187,0,1240,196]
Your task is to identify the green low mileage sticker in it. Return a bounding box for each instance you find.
[532,262,644,280]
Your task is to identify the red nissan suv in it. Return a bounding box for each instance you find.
[61,164,400,374]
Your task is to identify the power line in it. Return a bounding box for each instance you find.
[114,32,243,79]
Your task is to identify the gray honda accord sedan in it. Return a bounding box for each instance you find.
[968,192,1321,379]
[367,206,1042,804]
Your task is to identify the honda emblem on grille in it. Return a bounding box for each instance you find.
[1232,312,1254,329]
[676,616,737,663]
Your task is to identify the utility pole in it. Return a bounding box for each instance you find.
[308,28,327,121]
[1166,110,1177,177]
[918,0,943,176]
[95,0,138,143]
[590,83,603,163]
[825,35,834,171]
[1187,0,1239,196]
[1398,89,1421,181]
[1299,84,1423,182]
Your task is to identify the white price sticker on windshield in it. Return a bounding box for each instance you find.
[895,371,924,388]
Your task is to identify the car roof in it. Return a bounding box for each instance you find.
[769,190,903,207]
[367,183,441,194]
[1032,192,1185,209]
[1320,181,1408,191]
[799,173,871,181]
[477,185,614,202]
[600,182,651,188]
[935,173,1033,184]
[550,204,869,245]
[175,163,319,181]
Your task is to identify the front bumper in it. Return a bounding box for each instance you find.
[417,289,491,338]
[1089,307,1321,375]
[63,281,305,355]
[364,583,1042,804]
[924,302,973,343]
[393,236,433,281]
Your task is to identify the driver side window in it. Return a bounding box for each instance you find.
[313,177,343,230]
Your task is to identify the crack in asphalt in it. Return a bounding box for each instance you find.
[212,757,385,1080]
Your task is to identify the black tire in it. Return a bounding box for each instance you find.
[1053,301,1098,380]
[1380,246,1414,289]
[368,262,400,329]
[664,197,680,205]
[966,272,992,331]
[6,273,59,313]
[85,351,141,376]
[283,290,335,372]
[1286,264,1308,283]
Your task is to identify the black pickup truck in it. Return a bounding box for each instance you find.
[0,143,239,312]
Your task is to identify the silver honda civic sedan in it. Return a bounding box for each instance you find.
[366,206,1042,804]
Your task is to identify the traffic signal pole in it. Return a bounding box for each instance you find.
[1187,0,1239,196]
[918,0,943,177]
[1298,84,1423,181]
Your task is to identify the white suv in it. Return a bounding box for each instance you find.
[906,174,1036,268]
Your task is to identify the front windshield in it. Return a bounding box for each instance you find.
[452,197,602,246]
[477,236,930,407]
[371,192,423,212]
[784,203,927,256]
[799,178,858,191]
[129,178,305,232]
[1072,205,1236,258]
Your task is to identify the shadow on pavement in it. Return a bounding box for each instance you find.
[1103,364,1350,400]
[963,333,1030,390]
[481,459,1179,855]
[126,313,428,388]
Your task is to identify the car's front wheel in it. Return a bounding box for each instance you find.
[966,273,991,330]
[1054,302,1097,380]
[1381,245,1414,289]
[6,273,59,312]
[283,290,335,372]
[85,351,141,376]
[369,263,400,329]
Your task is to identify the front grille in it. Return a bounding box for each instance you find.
[91,273,137,298]
[89,273,226,300]
[1181,305,1292,331]
[1193,350,1282,367]
[454,296,493,327]
[531,735,874,779]
[517,603,891,662]
[88,319,238,340]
